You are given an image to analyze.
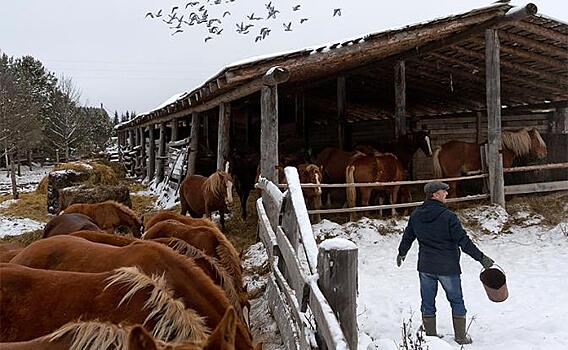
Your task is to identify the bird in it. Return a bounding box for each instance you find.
[247,13,262,21]
[185,2,199,8]
[223,11,231,17]
[300,18,308,24]
[145,12,154,18]
[213,0,222,4]
[333,8,342,17]
[199,5,205,11]
[283,22,292,31]
[216,28,223,35]
[156,9,162,17]
[267,8,280,19]
[171,29,183,35]
[171,6,178,13]
[204,36,213,42]
[255,35,262,42]
[209,26,219,33]
[292,5,300,11]
[207,18,221,27]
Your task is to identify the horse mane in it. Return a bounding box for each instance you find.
[49,321,129,350]
[104,266,210,343]
[502,128,532,157]
[529,127,546,148]
[106,201,143,229]
[204,171,230,201]
[166,238,242,318]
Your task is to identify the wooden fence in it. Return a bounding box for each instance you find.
[257,167,358,350]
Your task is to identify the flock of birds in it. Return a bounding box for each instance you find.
[145,1,342,43]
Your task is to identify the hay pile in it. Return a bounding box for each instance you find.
[36,161,119,194]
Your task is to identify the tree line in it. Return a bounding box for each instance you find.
[0,52,117,169]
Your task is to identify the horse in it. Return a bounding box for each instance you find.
[354,129,433,173]
[145,211,219,231]
[316,147,365,206]
[346,153,406,219]
[179,170,233,231]
[63,200,143,237]
[226,151,260,220]
[42,213,102,238]
[0,263,209,343]
[0,242,24,263]
[296,164,324,222]
[433,127,547,196]
[9,238,258,350]
[0,308,237,350]
[143,220,247,312]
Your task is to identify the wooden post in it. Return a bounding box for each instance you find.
[217,102,231,171]
[157,122,167,183]
[147,124,156,180]
[394,60,407,139]
[171,118,179,141]
[317,239,358,350]
[188,112,201,176]
[128,129,135,175]
[552,107,568,134]
[301,92,308,149]
[485,29,505,207]
[117,132,122,162]
[337,76,347,150]
[261,67,290,228]
[139,127,146,178]
[204,113,210,152]
[476,111,483,144]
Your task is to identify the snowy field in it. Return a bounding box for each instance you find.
[0,165,50,195]
[310,205,568,350]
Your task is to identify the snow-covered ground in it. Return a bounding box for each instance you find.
[0,216,44,238]
[0,165,51,195]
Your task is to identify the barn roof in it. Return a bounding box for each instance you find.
[117,2,567,130]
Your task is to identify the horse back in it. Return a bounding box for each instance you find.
[146,210,218,231]
[317,147,359,182]
[43,213,101,238]
[69,230,136,246]
[439,140,481,176]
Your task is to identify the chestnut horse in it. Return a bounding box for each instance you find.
[0,263,208,343]
[179,171,233,231]
[63,200,143,237]
[9,238,257,350]
[433,127,548,196]
[42,213,101,238]
[0,242,24,263]
[145,210,218,231]
[0,308,237,350]
[346,153,405,218]
[143,220,246,312]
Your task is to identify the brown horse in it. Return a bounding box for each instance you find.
[0,308,237,350]
[433,127,548,196]
[63,200,143,237]
[297,164,323,222]
[346,153,405,218]
[145,210,218,231]
[0,242,24,263]
[9,238,257,350]
[143,220,247,312]
[179,171,233,231]
[0,263,208,343]
[43,213,102,238]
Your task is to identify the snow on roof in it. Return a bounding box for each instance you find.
[138,91,188,117]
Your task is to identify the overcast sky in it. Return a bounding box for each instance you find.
[1,0,565,117]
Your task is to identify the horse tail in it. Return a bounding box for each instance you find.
[432,147,443,178]
[346,164,356,209]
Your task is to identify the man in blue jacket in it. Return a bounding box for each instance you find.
[397,181,494,345]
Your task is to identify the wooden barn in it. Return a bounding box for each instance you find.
[115,2,567,208]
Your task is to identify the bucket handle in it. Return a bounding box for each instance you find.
[480,263,505,275]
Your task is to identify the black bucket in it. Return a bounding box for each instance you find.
[480,264,508,303]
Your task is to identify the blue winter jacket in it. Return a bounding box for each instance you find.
[398,199,484,275]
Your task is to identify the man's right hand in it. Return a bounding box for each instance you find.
[396,254,406,267]
[481,254,495,269]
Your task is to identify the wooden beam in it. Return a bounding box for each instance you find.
[485,29,505,207]
[171,118,179,142]
[510,20,568,44]
[499,45,567,71]
[188,112,200,176]
[498,31,567,58]
[505,180,568,195]
[336,76,347,149]
[138,127,146,178]
[217,102,231,171]
[156,122,167,183]
[147,124,155,180]
[394,60,407,138]
[476,111,484,144]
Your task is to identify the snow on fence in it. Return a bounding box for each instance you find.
[256,167,357,350]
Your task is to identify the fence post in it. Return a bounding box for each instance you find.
[317,238,358,350]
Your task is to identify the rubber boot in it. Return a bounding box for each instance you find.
[422,314,438,337]
[453,316,473,345]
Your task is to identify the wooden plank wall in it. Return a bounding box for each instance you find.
[413,112,551,179]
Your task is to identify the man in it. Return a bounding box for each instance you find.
[397,181,494,344]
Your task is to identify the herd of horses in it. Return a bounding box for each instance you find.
[0,201,260,350]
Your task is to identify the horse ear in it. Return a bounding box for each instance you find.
[128,325,158,350]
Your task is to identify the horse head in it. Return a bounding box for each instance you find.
[411,129,433,157]
[528,128,547,159]
[298,164,323,197]
[220,171,234,206]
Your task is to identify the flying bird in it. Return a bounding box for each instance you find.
[292,5,301,11]
[145,12,154,18]
[223,11,231,17]
[185,2,199,8]
[333,8,342,17]
[171,6,178,13]
[156,9,162,17]
[247,13,262,21]
[267,8,280,19]
[204,36,213,42]
[255,35,263,42]
[171,29,183,35]
[283,22,292,31]
[216,28,223,35]
[300,18,308,24]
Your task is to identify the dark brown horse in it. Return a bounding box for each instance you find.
[346,153,406,218]
[63,200,142,237]
[179,170,233,231]
[0,263,209,343]
[433,127,548,196]
[9,237,257,350]
[226,151,260,220]
[43,213,102,238]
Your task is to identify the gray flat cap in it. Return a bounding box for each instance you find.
[424,181,450,194]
